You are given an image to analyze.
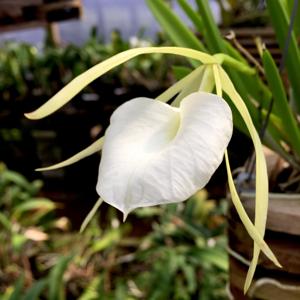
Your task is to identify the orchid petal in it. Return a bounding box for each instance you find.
[25,47,216,120]
[36,137,104,171]
[96,92,233,218]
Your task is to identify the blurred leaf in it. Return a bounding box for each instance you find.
[12,234,27,252]
[262,48,300,158]
[12,198,56,221]
[177,0,204,33]
[78,277,102,300]
[0,212,11,230]
[22,279,47,300]
[172,66,192,80]
[146,0,205,67]
[181,262,197,293]
[1,170,31,192]
[91,229,121,253]
[195,0,225,53]
[286,0,300,38]
[48,255,73,300]
[267,0,300,111]
[197,248,229,271]
[9,275,24,300]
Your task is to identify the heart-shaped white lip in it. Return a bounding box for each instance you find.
[97,91,233,218]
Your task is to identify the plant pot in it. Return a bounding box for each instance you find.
[228,192,300,300]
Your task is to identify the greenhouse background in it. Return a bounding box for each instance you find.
[0,0,220,44]
[1,0,300,299]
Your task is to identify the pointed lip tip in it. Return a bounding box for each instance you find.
[122,213,128,222]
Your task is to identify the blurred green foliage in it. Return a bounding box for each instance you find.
[0,29,184,104]
[0,165,228,299]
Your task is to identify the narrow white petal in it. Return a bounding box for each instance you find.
[97,92,233,217]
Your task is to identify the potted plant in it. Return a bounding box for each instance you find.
[146,0,300,298]
[22,0,300,298]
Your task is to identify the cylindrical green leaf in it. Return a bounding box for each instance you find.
[146,0,205,52]
[267,0,300,112]
[262,48,300,158]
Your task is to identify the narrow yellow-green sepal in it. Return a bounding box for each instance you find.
[198,65,215,93]
[212,65,280,294]
[219,66,281,293]
[224,151,280,267]
[156,66,204,103]
[36,137,104,171]
[80,197,103,233]
[25,47,216,120]
[171,67,205,106]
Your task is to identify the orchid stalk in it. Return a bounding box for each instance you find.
[25,46,280,292]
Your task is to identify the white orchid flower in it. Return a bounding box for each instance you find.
[25,47,281,292]
[98,91,232,219]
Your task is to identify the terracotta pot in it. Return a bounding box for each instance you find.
[228,192,300,299]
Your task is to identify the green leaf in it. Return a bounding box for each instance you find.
[9,275,24,300]
[262,49,300,158]
[197,248,228,271]
[181,263,197,293]
[22,279,47,300]
[146,0,205,62]
[91,229,121,253]
[195,0,225,53]
[267,0,300,112]
[1,170,31,192]
[286,0,300,39]
[0,212,11,230]
[177,0,204,34]
[78,277,102,300]
[48,255,73,300]
[12,234,27,252]
[12,198,56,220]
[172,66,192,80]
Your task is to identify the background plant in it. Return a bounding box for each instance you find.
[0,29,184,106]
[0,165,228,299]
